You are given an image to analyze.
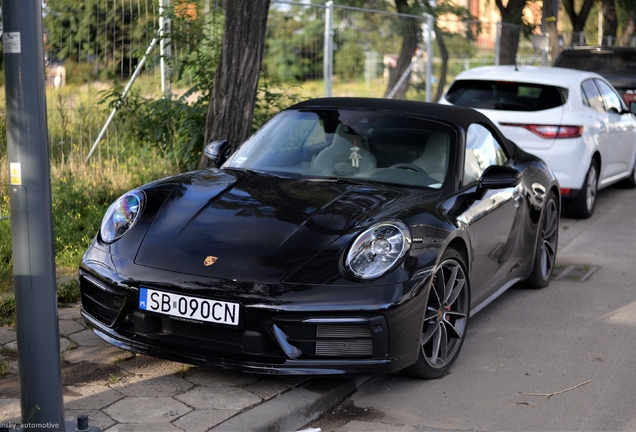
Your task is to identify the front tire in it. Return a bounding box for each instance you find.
[620,157,636,189]
[526,191,559,288]
[402,249,470,379]
[564,160,598,219]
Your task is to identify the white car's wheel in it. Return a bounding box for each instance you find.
[564,160,598,219]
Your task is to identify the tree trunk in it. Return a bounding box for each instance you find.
[619,10,636,46]
[384,0,419,99]
[601,0,618,43]
[199,0,271,169]
[494,0,526,65]
[499,23,521,65]
[562,0,596,45]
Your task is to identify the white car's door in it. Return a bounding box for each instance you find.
[580,79,618,181]
[595,79,636,183]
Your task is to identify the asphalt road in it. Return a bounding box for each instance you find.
[304,185,636,432]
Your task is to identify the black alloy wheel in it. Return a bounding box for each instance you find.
[526,191,559,288]
[403,249,469,379]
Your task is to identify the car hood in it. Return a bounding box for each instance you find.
[134,169,415,283]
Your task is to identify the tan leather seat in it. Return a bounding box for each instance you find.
[412,132,449,183]
[311,124,376,175]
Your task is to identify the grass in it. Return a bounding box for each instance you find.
[0,359,10,377]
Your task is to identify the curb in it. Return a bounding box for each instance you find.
[211,376,370,432]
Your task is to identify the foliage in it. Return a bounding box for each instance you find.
[253,73,301,133]
[0,295,15,326]
[44,0,156,79]
[57,279,81,305]
[334,40,366,81]
[265,6,324,82]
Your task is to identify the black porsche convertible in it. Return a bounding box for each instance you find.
[80,98,559,378]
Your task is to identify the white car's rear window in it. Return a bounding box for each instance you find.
[445,80,567,112]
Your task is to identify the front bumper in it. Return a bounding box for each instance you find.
[79,262,430,376]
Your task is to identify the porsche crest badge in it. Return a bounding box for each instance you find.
[204,256,218,266]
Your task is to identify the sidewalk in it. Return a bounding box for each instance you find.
[0,303,360,431]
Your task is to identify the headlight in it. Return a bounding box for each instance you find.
[100,190,145,243]
[345,221,411,279]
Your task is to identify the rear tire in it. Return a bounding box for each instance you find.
[563,160,597,219]
[402,249,470,379]
[526,191,558,288]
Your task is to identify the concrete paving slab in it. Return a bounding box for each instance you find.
[0,327,16,345]
[174,386,262,410]
[243,376,306,401]
[4,341,16,351]
[181,366,259,388]
[59,318,86,335]
[104,397,192,423]
[62,345,131,365]
[211,378,359,432]
[109,373,194,397]
[58,305,82,321]
[172,408,240,432]
[0,398,20,424]
[70,329,111,347]
[63,384,125,410]
[64,409,117,431]
[60,336,74,353]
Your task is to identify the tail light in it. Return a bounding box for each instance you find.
[499,123,583,139]
[624,91,636,105]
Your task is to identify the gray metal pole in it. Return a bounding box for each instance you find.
[323,1,334,97]
[2,0,65,428]
[425,14,433,103]
[495,21,501,66]
[159,0,172,98]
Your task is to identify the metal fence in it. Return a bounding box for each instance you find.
[0,1,574,166]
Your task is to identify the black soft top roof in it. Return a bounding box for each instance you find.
[289,97,515,155]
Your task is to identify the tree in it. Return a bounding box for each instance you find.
[562,0,596,44]
[383,0,475,100]
[383,0,420,99]
[618,0,636,45]
[543,0,560,60]
[199,0,271,168]
[494,0,527,65]
[602,0,618,42]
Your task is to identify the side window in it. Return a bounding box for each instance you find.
[595,79,624,114]
[464,124,507,185]
[581,79,605,113]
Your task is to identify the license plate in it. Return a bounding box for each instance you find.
[138,287,239,326]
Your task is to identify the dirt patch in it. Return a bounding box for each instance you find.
[306,399,386,431]
[0,374,20,398]
[62,362,129,386]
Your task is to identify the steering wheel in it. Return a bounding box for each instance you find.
[389,163,427,174]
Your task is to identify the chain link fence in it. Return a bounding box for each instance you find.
[1,1,546,166]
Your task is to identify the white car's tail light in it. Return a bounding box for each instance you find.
[500,123,583,139]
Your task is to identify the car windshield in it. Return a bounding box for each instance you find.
[555,50,636,75]
[224,109,452,189]
[445,80,567,111]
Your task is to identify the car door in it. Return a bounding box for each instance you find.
[580,79,615,179]
[461,124,521,301]
[594,78,636,182]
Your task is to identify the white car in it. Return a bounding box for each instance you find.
[440,65,636,218]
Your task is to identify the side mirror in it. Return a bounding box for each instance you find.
[630,101,636,115]
[475,165,521,200]
[204,140,231,166]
